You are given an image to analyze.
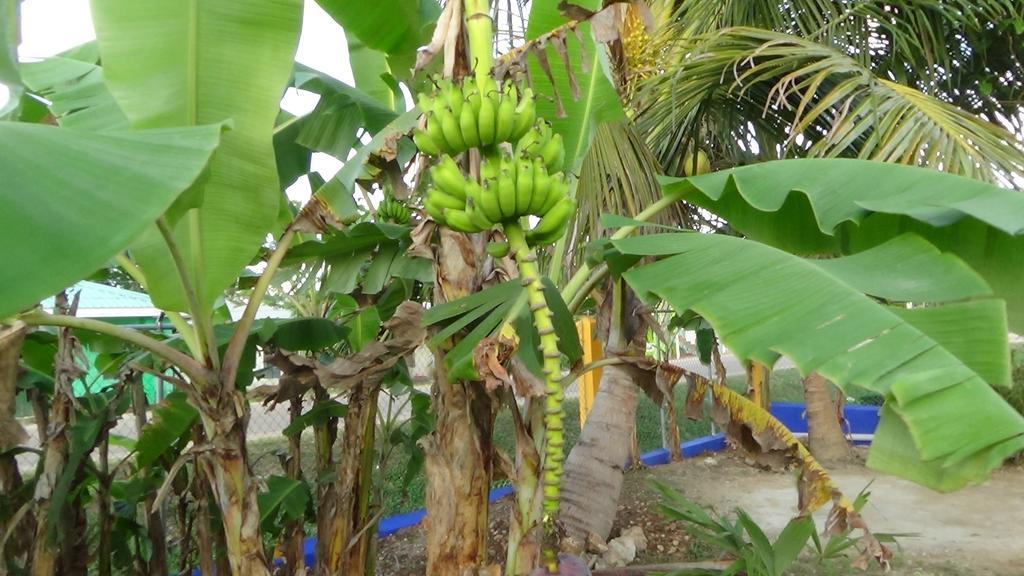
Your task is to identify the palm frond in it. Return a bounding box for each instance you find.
[669,0,1020,88]
[637,27,1024,186]
[569,121,698,268]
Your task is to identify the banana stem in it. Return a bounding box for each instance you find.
[504,222,563,572]
[463,0,494,86]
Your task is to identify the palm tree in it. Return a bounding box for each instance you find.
[559,0,1024,540]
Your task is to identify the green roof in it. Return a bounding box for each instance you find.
[42,281,159,317]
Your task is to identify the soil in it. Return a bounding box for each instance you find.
[376,449,1024,575]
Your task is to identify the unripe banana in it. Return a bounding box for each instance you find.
[528,157,551,215]
[497,168,518,220]
[464,182,495,230]
[502,81,518,107]
[511,88,536,140]
[459,103,481,149]
[525,224,565,248]
[443,208,481,233]
[392,200,411,224]
[477,92,497,146]
[486,241,510,258]
[463,82,482,114]
[515,159,534,215]
[477,76,498,101]
[416,90,436,111]
[514,125,542,157]
[480,155,499,182]
[494,94,516,143]
[526,197,575,246]
[476,179,504,224]
[540,132,565,173]
[430,156,467,200]
[413,131,443,157]
[538,174,567,216]
[423,197,446,224]
[443,82,463,118]
[427,187,467,211]
[468,203,494,231]
[424,112,448,154]
[440,106,467,152]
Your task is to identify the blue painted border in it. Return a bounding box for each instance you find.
[371,403,880,537]
[273,403,880,570]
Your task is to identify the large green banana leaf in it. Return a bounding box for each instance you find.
[314,0,439,76]
[614,232,1024,491]
[0,0,21,119]
[20,56,128,130]
[525,0,624,173]
[90,0,302,313]
[661,159,1024,332]
[0,122,221,319]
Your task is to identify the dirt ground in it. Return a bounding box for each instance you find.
[376,449,1024,575]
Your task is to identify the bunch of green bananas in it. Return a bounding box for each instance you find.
[422,123,575,248]
[413,76,536,156]
[377,196,411,225]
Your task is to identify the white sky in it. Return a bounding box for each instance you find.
[7,0,354,203]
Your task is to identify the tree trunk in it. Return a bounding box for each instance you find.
[560,282,647,542]
[664,389,682,462]
[423,225,495,575]
[313,386,339,576]
[32,296,78,576]
[195,464,216,576]
[318,382,380,576]
[504,396,545,575]
[423,363,495,574]
[97,429,113,576]
[283,394,306,575]
[802,373,851,463]
[559,363,639,541]
[197,391,270,576]
[0,323,32,568]
[130,377,168,576]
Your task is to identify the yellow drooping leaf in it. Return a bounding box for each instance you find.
[681,367,892,569]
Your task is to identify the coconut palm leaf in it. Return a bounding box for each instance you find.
[638,27,1024,183]
[570,121,697,269]
[667,0,1020,100]
[614,231,1024,491]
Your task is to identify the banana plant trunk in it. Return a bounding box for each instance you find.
[504,396,545,575]
[197,390,271,576]
[318,382,380,576]
[283,394,306,575]
[0,323,32,567]
[129,375,168,576]
[802,372,851,463]
[32,294,78,576]
[423,358,495,574]
[423,223,495,575]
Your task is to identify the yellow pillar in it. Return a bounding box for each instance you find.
[575,316,603,426]
[745,360,771,410]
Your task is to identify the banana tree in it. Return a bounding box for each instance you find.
[3,0,303,572]
[567,160,1024,477]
